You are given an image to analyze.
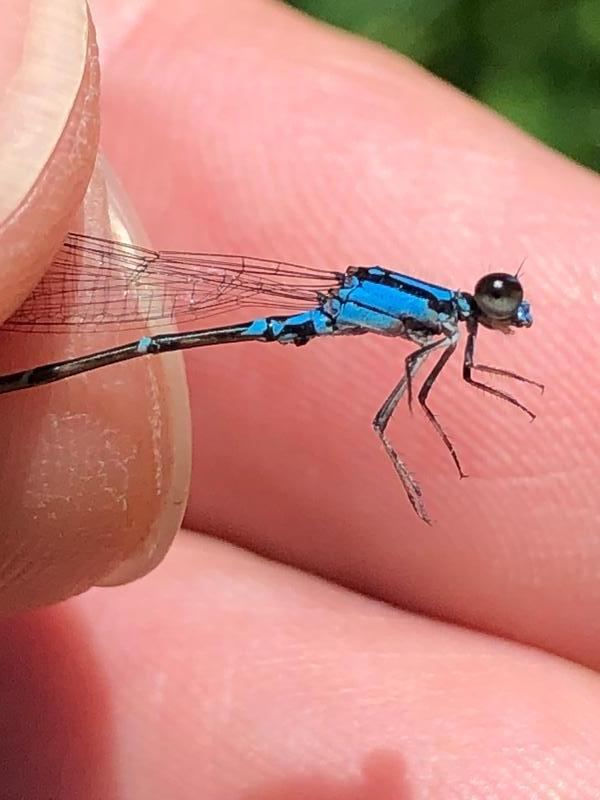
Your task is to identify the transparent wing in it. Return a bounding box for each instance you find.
[3,233,342,333]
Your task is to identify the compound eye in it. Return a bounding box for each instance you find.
[473,273,523,320]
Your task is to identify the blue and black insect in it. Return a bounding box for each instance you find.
[0,233,543,521]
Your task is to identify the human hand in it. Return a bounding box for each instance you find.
[1,1,599,797]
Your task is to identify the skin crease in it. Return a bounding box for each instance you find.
[1,0,600,797]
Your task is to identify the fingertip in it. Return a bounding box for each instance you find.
[0,0,100,322]
[0,163,192,613]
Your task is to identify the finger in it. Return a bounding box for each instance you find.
[96,0,599,665]
[0,0,98,320]
[2,532,599,798]
[0,7,191,612]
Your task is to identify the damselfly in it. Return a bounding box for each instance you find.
[0,233,543,522]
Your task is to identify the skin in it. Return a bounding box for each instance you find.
[0,0,599,797]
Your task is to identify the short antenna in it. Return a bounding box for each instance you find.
[515,257,527,279]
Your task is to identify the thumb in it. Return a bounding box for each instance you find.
[0,0,99,320]
[0,2,190,614]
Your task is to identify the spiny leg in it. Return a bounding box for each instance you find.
[403,339,445,412]
[463,320,541,420]
[405,350,418,413]
[466,362,544,394]
[374,338,450,436]
[372,337,450,524]
[417,333,467,479]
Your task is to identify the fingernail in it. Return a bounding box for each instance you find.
[94,157,192,588]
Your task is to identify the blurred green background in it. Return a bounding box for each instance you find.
[285,0,600,171]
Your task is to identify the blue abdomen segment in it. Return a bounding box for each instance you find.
[241,308,335,344]
[333,267,458,337]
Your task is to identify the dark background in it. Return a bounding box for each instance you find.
[285,0,600,172]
